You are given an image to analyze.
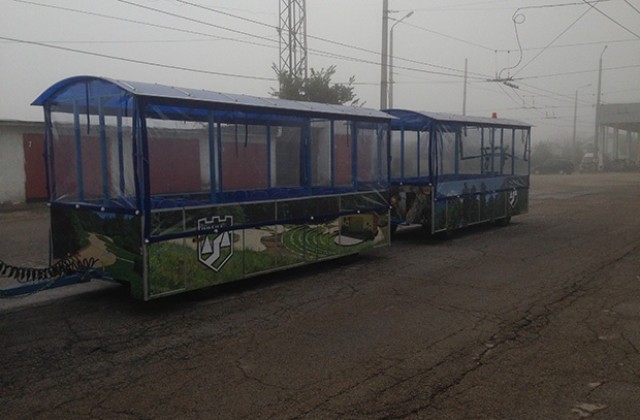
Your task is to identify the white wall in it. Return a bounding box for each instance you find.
[0,123,26,204]
[0,121,42,205]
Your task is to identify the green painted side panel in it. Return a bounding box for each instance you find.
[390,176,529,233]
[50,207,143,294]
[146,212,390,299]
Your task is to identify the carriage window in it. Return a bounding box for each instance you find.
[311,119,331,187]
[514,128,530,175]
[50,95,135,206]
[358,126,382,183]
[334,121,353,187]
[271,125,302,188]
[419,130,430,178]
[502,129,514,175]
[439,131,456,175]
[390,130,402,179]
[220,123,268,191]
[403,131,418,179]
[146,117,209,196]
[459,127,482,175]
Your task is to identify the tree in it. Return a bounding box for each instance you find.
[272,65,360,106]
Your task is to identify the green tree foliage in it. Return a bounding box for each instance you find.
[272,64,360,106]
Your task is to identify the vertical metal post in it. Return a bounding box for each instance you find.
[98,99,109,204]
[330,121,335,188]
[380,0,389,109]
[208,112,217,203]
[389,25,395,108]
[572,90,578,163]
[266,124,272,189]
[462,58,468,116]
[117,108,125,197]
[217,122,223,200]
[595,46,607,171]
[73,100,84,201]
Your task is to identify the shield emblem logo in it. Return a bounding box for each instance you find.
[197,216,234,272]
[508,189,519,209]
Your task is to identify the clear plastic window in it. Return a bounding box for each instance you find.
[403,131,418,179]
[311,119,331,187]
[390,130,402,179]
[514,128,530,175]
[358,127,382,183]
[49,84,135,208]
[502,128,514,175]
[146,117,209,196]
[439,130,456,175]
[334,121,353,187]
[271,125,302,188]
[419,130,430,178]
[221,123,269,191]
[459,127,482,175]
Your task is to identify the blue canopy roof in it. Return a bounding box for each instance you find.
[383,108,531,131]
[33,75,394,123]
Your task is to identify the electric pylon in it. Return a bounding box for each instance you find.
[278,0,308,80]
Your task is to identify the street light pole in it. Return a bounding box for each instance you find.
[594,45,607,170]
[573,83,591,163]
[380,0,389,109]
[389,10,413,108]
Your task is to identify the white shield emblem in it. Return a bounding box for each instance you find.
[197,216,234,272]
[508,189,519,209]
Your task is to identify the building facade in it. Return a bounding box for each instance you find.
[0,120,46,205]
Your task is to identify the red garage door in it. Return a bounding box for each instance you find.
[23,133,47,201]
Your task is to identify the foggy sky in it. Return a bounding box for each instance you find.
[1,0,639,142]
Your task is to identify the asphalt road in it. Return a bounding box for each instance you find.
[1,173,639,419]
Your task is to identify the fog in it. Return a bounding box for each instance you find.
[1,0,639,142]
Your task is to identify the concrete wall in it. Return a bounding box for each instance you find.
[0,120,43,205]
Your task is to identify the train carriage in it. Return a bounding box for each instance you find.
[32,76,393,300]
[384,109,531,235]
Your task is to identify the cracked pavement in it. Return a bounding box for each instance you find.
[1,173,640,419]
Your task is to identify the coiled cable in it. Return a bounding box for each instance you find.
[0,256,98,284]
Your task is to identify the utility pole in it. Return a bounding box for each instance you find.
[462,58,468,116]
[380,0,389,109]
[572,90,578,161]
[594,45,607,171]
[571,84,591,163]
[278,0,308,83]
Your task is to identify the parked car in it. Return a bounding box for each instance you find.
[534,158,574,174]
[579,153,597,172]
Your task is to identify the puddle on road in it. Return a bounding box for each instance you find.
[571,402,607,418]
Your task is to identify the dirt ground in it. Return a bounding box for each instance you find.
[1,173,639,419]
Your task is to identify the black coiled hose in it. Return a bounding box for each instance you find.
[0,256,98,284]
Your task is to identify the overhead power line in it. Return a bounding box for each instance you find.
[13,0,490,81]
[167,0,492,78]
[116,0,277,43]
[623,0,640,15]
[510,6,592,77]
[11,0,275,49]
[515,64,640,81]
[0,36,276,82]
[580,0,640,38]
[400,21,495,52]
